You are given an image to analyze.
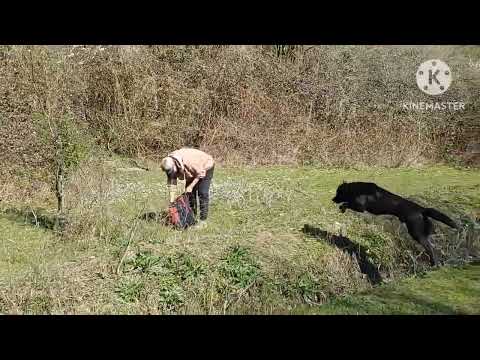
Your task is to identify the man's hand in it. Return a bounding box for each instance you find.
[168,186,176,204]
[186,177,200,193]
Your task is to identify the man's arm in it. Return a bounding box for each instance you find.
[185,158,213,193]
[186,177,200,193]
[190,157,214,180]
[167,175,177,203]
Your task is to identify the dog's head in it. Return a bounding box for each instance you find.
[332,181,349,204]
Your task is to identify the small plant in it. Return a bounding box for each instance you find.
[296,273,324,304]
[168,253,205,281]
[127,251,205,280]
[360,227,396,268]
[157,275,185,312]
[129,251,162,273]
[32,112,92,230]
[220,246,260,288]
[122,252,201,312]
[115,279,144,303]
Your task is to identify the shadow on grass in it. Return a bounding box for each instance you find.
[300,262,480,314]
[377,291,461,314]
[0,207,62,231]
[324,290,462,315]
[302,224,383,285]
[138,210,169,224]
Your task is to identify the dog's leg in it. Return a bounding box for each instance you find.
[420,236,438,266]
[423,216,441,266]
[406,216,438,266]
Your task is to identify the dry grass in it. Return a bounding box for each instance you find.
[1,45,479,193]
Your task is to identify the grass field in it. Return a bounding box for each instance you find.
[296,262,480,315]
[1,158,479,314]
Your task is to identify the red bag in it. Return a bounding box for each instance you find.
[168,194,196,229]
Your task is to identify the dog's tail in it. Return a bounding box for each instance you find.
[423,208,458,229]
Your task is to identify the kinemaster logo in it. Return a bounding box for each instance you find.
[402,59,465,111]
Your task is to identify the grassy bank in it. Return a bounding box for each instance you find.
[294,263,480,314]
[1,159,479,314]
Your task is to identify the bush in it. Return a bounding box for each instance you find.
[1,45,478,189]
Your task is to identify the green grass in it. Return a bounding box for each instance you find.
[294,263,480,315]
[0,159,479,314]
[0,212,57,276]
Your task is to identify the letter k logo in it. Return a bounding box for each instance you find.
[429,69,441,85]
[416,59,452,96]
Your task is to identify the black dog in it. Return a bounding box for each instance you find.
[332,182,458,266]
